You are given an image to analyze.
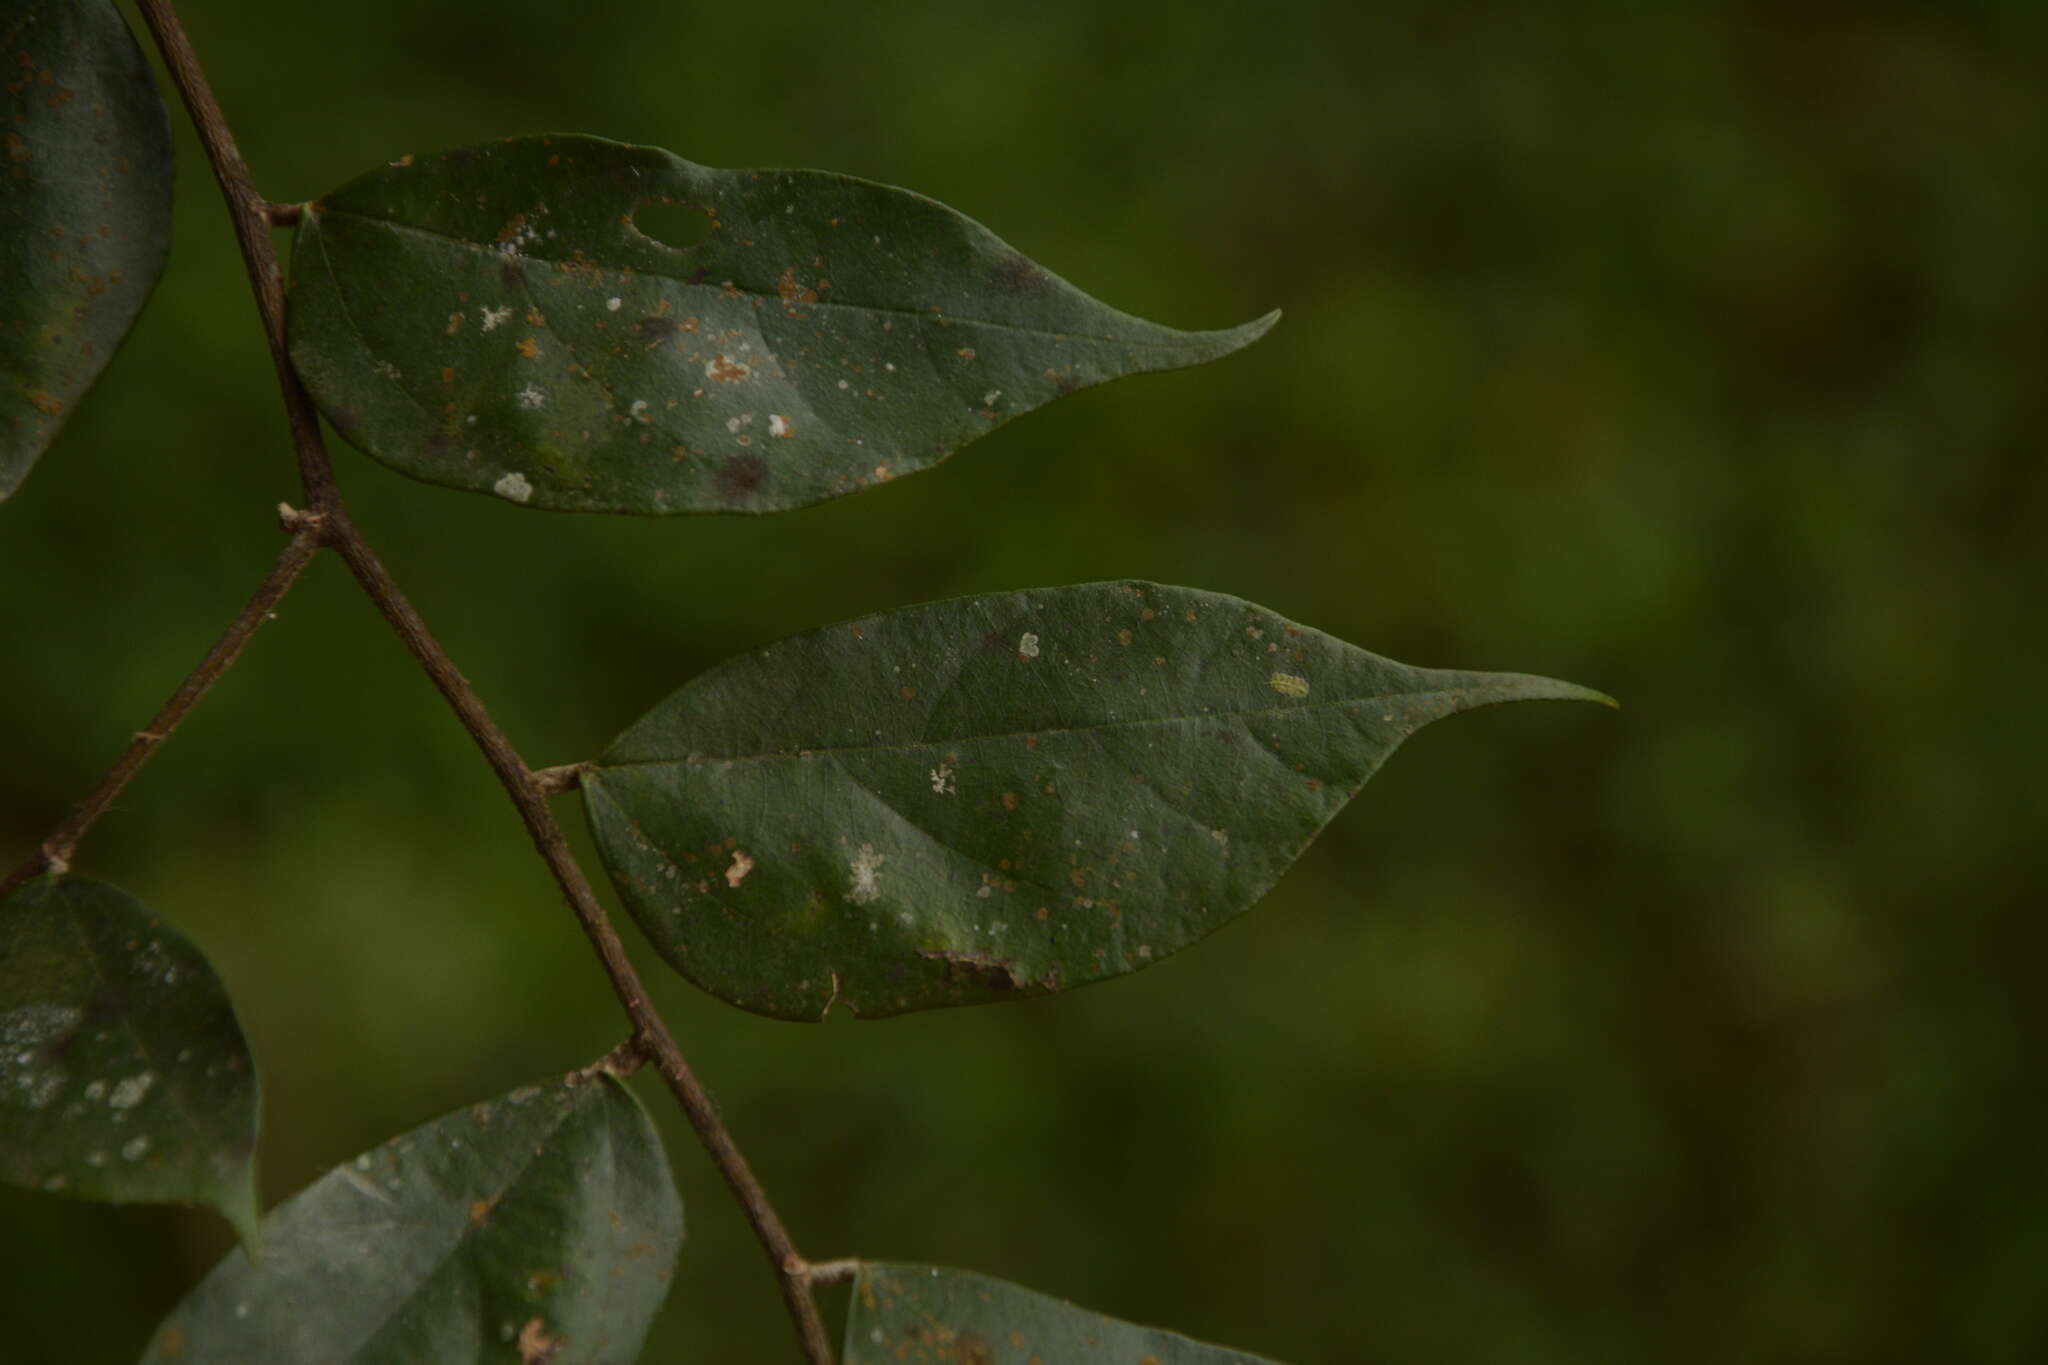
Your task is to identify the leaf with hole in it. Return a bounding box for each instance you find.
[0,876,259,1247]
[1,0,174,501]
[583,581,1611,1019]
[285,134,1275,514]
[845,1262,1288,1365]
[138,1071,680,1364]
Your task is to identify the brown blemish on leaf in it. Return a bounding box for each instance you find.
[517,1316,563,1364]
[27,391,63,416]
[1001,792,1019,811]
[516,337,541,359]
[705,353,750,383]
[469,1195,497,1224]
[776,265,819,307]
[919,949,1019,994]
[716,453,767,498]
[725,849,755,887]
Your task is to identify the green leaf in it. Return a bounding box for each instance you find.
[285,135,1274,515]
[845,1262,1288,1365]
[1,0,174,502]
[584,581,1611,1019]
[0,876,259,1246]
[138,1072,680,1365]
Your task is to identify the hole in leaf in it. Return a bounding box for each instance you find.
[632,198,713,251]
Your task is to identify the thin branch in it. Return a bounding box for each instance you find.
[807,1259,861,1287]
[134,0,334,513]
[132,6,839,1359]
[324,515,840,1363]
[2,524,322,903]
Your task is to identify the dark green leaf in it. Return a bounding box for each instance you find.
[0,876,258,1246]
[139,1072,680,1364]
[1,0,173,501]
[584,581,1610,1019]
[286,135,1274,514]
[845,1262,1288,1365]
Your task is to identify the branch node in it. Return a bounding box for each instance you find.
[277,501,328,535]
[40,844,71,877]
[574,1036,647,1083]
[530,762,592,796]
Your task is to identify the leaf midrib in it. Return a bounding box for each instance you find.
[598,686,1476,770]
[309,206,1255,352]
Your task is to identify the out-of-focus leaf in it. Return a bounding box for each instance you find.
[285,134,1274,514]
[584,581,1610,1019]
[0,0,173,501]
[138,1072,680,1365]
[0,875,258,1246]
[845,1262,1288,1365]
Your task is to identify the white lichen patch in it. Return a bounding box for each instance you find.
[725,413,754,434]
[107,1072,155,1110]
[847,844,885,904]
[606,297,623,311]
[1,1004,80,1111]
[725,849,755,888]
[768,413,793,438]
[493,471,535,503]
[1017,632,1041,659]
[930,763,957,795]
[1268,672,1310,698]
[982,389,1002,406]
[516,384,546,410]
[629,399,650,423]
[121,1135,151,1162]
[481,306,514,331]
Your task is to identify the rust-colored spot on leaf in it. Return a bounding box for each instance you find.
[776,265,819,307]
[27,391,63,416]
[517,1316,563,1364]
[516,337,541,359]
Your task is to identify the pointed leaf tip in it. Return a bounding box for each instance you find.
[0,877,260,1243]
[287,135,1273,514]
[584,580,1610,1019]
[1,0,174,501]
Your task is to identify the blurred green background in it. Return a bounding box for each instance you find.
[5,0,2045,1359]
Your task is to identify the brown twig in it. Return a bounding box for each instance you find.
[323,515,840,1360]
[131,4,837,1359]
[0,523,321,902]
[134,1,333,513]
